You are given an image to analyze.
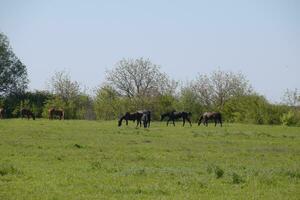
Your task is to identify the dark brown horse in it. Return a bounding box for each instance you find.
[161,111,192,126]
[118,110,151,128]
[48,108,64,120]
[21,108,35,120]
[198,112,222,127]
[0,108,4,119]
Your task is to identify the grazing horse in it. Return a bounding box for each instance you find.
[118,110,151,128]
[198,112,222,127]
[161,111,192,127]
[48,108,64,120]
[0,108,4,119]
[21,108,35,120]
[140,110,151,128]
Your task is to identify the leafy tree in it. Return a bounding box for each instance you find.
[94,85,122,120]
[177,87,204,121]
[106,58,177,98]
[48,71,80,103]
[2,91,52,118]
[155,94,177,114]
[281,88,300,107]
[76,95,95,120]
[45,71,94,119]
[222,94,285,124]
[0,33,28,96]
[191,70,252,109]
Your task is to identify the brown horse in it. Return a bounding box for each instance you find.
[48,108,64,120]
[21,108,35,120]
[198,112,222,127]
[0,108,4,119]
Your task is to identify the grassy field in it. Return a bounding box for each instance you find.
[0,119,299,199]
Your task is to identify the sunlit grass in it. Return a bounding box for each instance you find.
[0,119,299,199]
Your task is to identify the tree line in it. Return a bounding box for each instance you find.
[1,32,299,125]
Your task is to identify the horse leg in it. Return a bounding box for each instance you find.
[183,118,185,127]
[126,120,128,126]
[137,119,141,127]
[173,119,175,126]
[187,117,192,126]
[167,119,169,126]
[214,119,217,126]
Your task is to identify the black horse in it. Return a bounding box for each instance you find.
[198,112,222,127]
[161,111,192,126]
[21,108,35,120]
[118,110,151,128]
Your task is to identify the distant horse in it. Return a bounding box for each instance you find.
[140,111,151,128]
[48,108,64,120]
[0,108,4,119]
[161,111,192,126]
[21,108,35,120]
[198,112,222,127]
[118,110,151,128]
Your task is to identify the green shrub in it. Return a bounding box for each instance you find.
[280,111,299,126]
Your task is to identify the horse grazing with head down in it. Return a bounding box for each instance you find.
[141,111,151,128]
[198,112,222,127]
[118,110,151,128]
[48,108,64,120]
[161,111,192,127]
[21,108,35,120]
[0,108,4,119]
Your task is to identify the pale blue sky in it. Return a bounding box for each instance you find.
[0,0,299,102]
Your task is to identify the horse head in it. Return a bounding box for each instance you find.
[198,115,203,126]
[118,115,124,126]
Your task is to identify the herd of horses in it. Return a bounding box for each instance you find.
[0,107,222,128]
[118,110,222,128]
[0,108,64,120]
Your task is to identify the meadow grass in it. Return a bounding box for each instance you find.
[0,119,299,199]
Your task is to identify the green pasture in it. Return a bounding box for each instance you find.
[0,119,299,199]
